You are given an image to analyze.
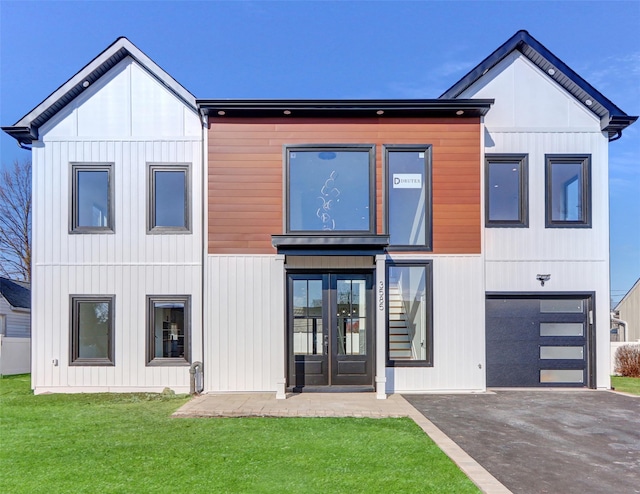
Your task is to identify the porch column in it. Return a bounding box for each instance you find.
[375,254,387,399]
[273,254,287,399]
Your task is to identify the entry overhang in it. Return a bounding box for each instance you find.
[272,234,389,256]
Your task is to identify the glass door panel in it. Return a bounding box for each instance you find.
[288,272,374,389]
[293,279,323,355]
[336,279,367,356]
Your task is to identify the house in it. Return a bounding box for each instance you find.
[2,30,636,395]
[612,278,640,342]
[0,277,31,375]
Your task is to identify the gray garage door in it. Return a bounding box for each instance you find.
[486,295,594,388]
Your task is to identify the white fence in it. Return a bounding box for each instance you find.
[0,336,31,376]
[610,341,640,375]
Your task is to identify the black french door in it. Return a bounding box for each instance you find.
[287,272,374,389]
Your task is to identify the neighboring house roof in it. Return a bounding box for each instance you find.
[615,277,640,311]
[1,37,197,145]
[0,277,31,310]
[440,30,638,141]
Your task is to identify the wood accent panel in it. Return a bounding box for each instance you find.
[208,117,481,254]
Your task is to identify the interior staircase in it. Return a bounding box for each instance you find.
[388,283,412,360]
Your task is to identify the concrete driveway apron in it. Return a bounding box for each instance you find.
[404,391,640,494]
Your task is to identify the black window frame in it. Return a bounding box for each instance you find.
[383,145,433,250]
[70,163,114,234]
[284,144,376,235]
[147,163,191,234]
[485,154,529,228]
[545,154,591,228]
[386,260,434,367]
[69,295,115,366]
[146,295,191,366]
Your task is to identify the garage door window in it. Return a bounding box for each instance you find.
[540,299,583,313]
[540,369,584,383]
[540,346,584,359]
[540,322,584,337]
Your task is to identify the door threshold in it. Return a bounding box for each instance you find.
[289,386,375,393]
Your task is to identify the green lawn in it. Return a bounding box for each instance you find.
[0,375,478,493]
[611,376,640,395]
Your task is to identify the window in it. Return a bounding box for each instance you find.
[545,155,591,227]
[70,163,114,233]
[147,295,190,365]
[384,146,432,248]
[386,261,433,366]
[148,164,191,233]
[485,154,528,227]
[70,296,114,366]
[285,145,375,234]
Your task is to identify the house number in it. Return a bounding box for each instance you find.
[378,280,385,312]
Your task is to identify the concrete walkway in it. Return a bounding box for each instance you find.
[174,392,511,493]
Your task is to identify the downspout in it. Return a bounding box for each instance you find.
[19,142,32,151]
[199,107,208,393]
[610,312,627,341]
[608,130,622,142]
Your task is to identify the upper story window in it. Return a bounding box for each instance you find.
[148,164,191,234]
[545,155,591,228]
[70,163,114,233]
[285,145,375,234]
[486,154,528,228]
[384,146,432,249]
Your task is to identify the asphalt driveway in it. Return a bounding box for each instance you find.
[404,391,640,494]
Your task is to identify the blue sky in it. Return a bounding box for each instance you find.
[1,0,638,304]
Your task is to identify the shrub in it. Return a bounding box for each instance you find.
[614,344,640,377]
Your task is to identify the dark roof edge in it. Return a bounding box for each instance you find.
[0,126,38,146]
[198,99,494,118]
[3,37,197,145]
[440,30,637,139]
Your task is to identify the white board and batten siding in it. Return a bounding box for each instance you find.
[205,254,485,393]
[384,255,485,393]
[463,51,612,388]
[31,56,203,393]
[205,255,285,392]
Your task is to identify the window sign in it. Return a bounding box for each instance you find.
[385,147,432,248]
[393,174,422,188]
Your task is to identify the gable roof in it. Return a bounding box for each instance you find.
[0,277,31,310]
[2,37,197,145]
[615,277,640,311]
[440,30,637,141]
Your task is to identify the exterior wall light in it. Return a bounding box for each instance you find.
[536,274,551,286]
